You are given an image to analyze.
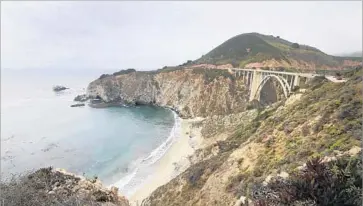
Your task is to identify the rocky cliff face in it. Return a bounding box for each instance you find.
[141,69,362,206]
[87,68,252,118]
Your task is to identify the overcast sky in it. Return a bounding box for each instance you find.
[1,1,362,71]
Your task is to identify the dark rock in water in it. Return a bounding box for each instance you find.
[70,103,85,107]
[90,98,103,104]
[74,94,89,102]
[53,85,69,92]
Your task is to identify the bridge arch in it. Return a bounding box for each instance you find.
[253,74,290,101]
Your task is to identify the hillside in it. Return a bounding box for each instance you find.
[142,67,362,206]
[193,33,361,71]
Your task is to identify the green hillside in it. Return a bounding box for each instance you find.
[194,33,361,69]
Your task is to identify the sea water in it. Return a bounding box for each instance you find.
[1,69,179,197]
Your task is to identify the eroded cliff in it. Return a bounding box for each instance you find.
[142,68,362,206]
[87,68,252,118]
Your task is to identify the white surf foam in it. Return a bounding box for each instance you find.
[109,110,181,197]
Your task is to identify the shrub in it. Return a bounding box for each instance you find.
[301,124,310,136]
[251,155,362,205]
[246,100,263,110]
[112,68,136,76]
[99,74,111,79]
[0,168,124,206]
[291,43,300,49]
[292,85,300,92]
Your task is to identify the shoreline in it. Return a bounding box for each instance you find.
[129,117,204,205]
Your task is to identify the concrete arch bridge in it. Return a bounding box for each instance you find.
[230,68,322,101]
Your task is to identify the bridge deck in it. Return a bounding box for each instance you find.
[231,68,322,78]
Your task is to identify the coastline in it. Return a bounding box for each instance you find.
[129,117,204,205]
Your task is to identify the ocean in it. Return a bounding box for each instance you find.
[0,69,179,197]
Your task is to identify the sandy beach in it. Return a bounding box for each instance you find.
[129,117,204,205]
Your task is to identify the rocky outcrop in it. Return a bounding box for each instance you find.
[53,85,69,92]
[74,94,89,102]
[70,103,85,107]
[0,167,130,206]
[87,68,251,118]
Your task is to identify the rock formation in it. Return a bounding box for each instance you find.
[0,167,130,206]
[74,94,89,102]
[53,85,69,92]
[87,68,251,118]
[70,103,85,107]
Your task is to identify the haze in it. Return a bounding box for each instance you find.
[1,1,362,71]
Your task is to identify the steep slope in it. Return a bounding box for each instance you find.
[142,68,362,206]
[87,68,254,118]
[194,33,361,71]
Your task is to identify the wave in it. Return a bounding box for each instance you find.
[141,111,181,166]
[112,167,139,190]
[109,110,181,196]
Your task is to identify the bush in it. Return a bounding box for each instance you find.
[99,74,111,79]
[0,168,128,206]
[291,43,300,49]
[251,155,362,205]
[112,68,136,76]
[301,124,310,136]
[192,68,235,84]
[246,100,263,110]
[292,85,300,92]
[180,60,193,66]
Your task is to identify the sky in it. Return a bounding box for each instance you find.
[1,1,362,71]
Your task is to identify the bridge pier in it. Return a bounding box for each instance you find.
[249,71,262,101]
[293,75,300,87]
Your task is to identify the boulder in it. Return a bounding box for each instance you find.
[74,94,89,102]
[53,85,69,92]
[70,103,85,107]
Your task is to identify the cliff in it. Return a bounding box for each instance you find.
[87,68,253,118]
[141,68,362,206]
[83,32,362,206]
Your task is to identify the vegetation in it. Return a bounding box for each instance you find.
[155,66,185,73]
[291,43,300,49]
[252,155,362,206]
[145,67,362,206]
[224,67,362,203]
[0,167,128,206]
[194,32,361,69]
[112,68,136,76]
[191,68,235,84]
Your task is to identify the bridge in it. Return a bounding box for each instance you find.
[230,68,323,101]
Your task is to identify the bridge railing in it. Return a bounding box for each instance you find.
[230,68,321,78]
